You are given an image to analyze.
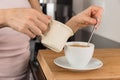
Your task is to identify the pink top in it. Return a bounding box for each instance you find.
[0,0,31,80]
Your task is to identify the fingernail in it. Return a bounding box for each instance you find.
[48,20,52,26]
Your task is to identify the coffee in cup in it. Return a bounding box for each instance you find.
[70,44,89,47]
[64,41,94,68]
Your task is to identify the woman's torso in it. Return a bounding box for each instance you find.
[0,0,31,80]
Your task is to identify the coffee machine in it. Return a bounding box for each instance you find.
[40,0,73,22]
[55,0,73,23]
[40,0,55,19]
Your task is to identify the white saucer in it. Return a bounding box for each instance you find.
[54,56,103,71]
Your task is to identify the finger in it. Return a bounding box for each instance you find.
[36,12,51,25]
[91,6,103,21]
[33,18,49,33]
[24,28,36,38]
[47,15,52,20]
[96,8,103,18]
[95,18,100,29]
[28,22,43,36]
[83,16,96,25]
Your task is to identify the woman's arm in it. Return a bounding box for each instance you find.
[29,0,42,12]
[0,10,6,27]
[0,0,51,38]
[0,8,51,38]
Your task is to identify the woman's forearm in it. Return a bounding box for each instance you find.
[29,0,42,12]
[65,16,82,33]
[0,10,6,27]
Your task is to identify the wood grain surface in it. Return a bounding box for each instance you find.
[37,49,120,80]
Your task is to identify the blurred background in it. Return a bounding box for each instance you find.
[30,0,120,80]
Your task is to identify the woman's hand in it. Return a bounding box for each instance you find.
[66,5,103,33]
[4,8,51,38]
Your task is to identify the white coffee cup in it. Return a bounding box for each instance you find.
[64,41,95,68]
[41,20,74,52]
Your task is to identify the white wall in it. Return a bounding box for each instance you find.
[73,0,120,43]
[73,0,84,13]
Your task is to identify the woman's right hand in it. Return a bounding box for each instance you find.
[4,8,51,38]
[66,5,103,33]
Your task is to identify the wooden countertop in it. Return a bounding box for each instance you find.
[37,49,120,80]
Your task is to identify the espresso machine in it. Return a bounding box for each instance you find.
[40,0,55,19]
[40,0,73,22]
[55,0,73,23]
